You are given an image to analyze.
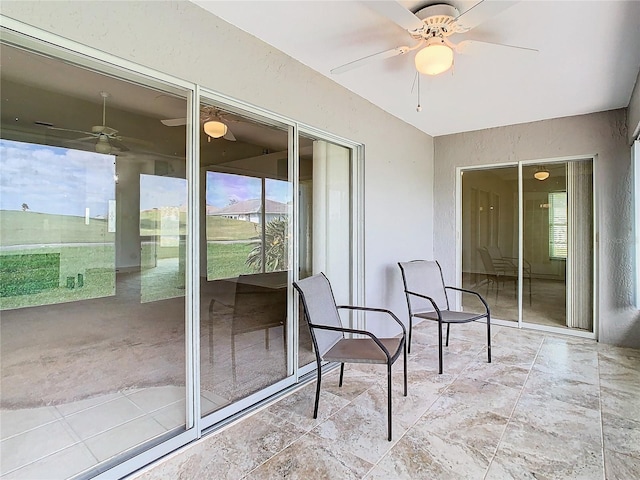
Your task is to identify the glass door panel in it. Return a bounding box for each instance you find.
[198,103,292,417]
[461,167,519,321]
[0,42,190,479]
[522,161,593,331]
[297,135,353,370]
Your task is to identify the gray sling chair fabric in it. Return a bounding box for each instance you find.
[293,273,407,441]
[398,260,491,374]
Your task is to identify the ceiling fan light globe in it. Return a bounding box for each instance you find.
[415,44,454,76]
[95,136,112,154]
[203,120,227,139]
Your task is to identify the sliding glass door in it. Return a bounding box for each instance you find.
[198,100,294,419]
[460,158,595,335]
[0,40,195,479]
[461,166,519,322]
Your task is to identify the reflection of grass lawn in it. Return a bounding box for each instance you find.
[207,242,255,280]
[0,245,115,310]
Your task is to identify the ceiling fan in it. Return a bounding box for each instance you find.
[48,91,129,154]
[161,106,237,141]
[331,1,537,76]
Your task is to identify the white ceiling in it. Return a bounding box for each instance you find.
[194,0,640,137]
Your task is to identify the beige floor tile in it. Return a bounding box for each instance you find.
[246,432,373,479]
[601,412,640,458]
[310,402,401,464]
[604,449,640,480]
[376,427,491,479]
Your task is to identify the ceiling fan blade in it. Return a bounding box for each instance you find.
[331,45,410,74]
[454,0,520,31]
[109,138,130,152]
[47,126,95,136]
[223,128,236,142]
[456,39,538,55]
[362,1,424,32]
[161,117,187,127]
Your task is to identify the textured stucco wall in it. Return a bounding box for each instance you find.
[628,68,640,143]
[434,109,640,348]
[0,0,434,329]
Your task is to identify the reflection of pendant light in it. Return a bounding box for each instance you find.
[203,120,227,139]
[414,37,454,76]
[534,166,550,181]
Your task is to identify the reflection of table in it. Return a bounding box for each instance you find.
[206,272,288,380]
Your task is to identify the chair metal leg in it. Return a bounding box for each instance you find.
[445,323,450,347]
[387,363,392,441]
[313,362,322,419]
[438,321,443,374]
[487,314,492,364]
[339,363,345,387]
[403,342,408,396]
[408,317,413,354]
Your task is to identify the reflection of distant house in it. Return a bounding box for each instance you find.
[209,199,288,224]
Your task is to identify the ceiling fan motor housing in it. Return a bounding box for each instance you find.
[412,3,465,39]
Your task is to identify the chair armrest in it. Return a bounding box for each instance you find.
[503,256,532,272]
[403,290,442,317]
[310,323,393,359]
[337,305,406,335]
[444,286,490,314]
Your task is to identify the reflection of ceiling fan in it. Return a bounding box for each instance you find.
[48,91,129,154]
[331,1,536,76]
[161,106,236,141]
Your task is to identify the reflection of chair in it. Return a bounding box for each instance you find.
[486,246,532,305]
[231,275,287,381]
[293,273,407,441]
[398,260,491,374]
[477,247,517,301]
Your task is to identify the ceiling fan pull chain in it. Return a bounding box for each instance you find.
[416,72,422,112]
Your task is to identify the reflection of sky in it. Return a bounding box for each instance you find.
[206,171,290,208]
[140,174,187,210]
[0,139,114,217]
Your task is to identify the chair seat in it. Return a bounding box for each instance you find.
[414,309,486,323]
[323,337,402,364]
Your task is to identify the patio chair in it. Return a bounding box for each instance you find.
[398,260,491,374]
[293,272,407,441]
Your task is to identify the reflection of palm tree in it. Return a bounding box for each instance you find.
[246,217,288,272]
[21,203,29,211]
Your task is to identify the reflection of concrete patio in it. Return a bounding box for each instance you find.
[1,386,188,479]
[0,269,301,478]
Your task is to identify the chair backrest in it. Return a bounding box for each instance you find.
[398,260,448,314]
[293,273,343,357]
[477,247,496,275]
[486,246,503,262]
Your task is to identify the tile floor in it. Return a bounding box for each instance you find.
[131,321,640,480]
